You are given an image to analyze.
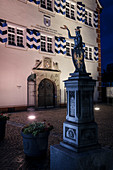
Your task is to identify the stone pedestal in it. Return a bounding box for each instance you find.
[50,145,113,170]
[50,72,113,169]
[61,72,99,151]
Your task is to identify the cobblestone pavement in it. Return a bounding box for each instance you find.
[0,104,113,170]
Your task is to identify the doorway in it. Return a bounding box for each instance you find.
[38,79,55,108]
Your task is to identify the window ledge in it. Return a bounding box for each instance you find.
[5,44,27,51]
[85,59,98,63]
[82,22,95,30]
[38,7,55,17]
[64,16,77,23]
[64,55,72,59]
[39,50,55,56]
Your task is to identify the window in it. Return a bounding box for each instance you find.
[41,34,54,53]
[85,46,93,60]
[66,41,74,56]
[66,1,76,20]
[85,10,93,27]
[40,0,53,11]
[7,24,25,48]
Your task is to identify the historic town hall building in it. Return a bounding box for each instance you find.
[0,0,102,111]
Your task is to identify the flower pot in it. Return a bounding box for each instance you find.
[21,131,50,157]
[0,120,6,141]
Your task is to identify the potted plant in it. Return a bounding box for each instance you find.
[0,113,10,141]
[21,121,53,157]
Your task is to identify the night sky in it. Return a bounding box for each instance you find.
[100,0,113,72]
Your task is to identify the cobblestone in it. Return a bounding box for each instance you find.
[0,104,113,169]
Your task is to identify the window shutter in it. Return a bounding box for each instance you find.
[60,37,66,55]
[0,19,7,43]
[55,0,61,13]
[28,0,40,5]
[60,0,66,15]
[94,11,98,28]
[55,36,61,54]
[55,0,66,15]
[77,2,85,23]
[33,29,40,50]
[94,47,98,61]
[27,29,33,48]
[27,29,40,50]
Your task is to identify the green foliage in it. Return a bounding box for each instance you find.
[0,113,10,121]
[22,122,53,136]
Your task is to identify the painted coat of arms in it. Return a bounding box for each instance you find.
[44,15,51,27]
[72,49,86,73]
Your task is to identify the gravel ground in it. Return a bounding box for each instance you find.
[0,104,113,170]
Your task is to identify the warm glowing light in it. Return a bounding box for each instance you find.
[28,115,36,120]
[94,107,100,111]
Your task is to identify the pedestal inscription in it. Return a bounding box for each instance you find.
[69,91,75,117]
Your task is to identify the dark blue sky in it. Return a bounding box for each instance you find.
[100,0,113,72]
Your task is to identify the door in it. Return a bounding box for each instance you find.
[28,81,35,107]
[38,79,55,108]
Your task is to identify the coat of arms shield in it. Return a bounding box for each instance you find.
[44,15,51,27]
[72,49,86,73]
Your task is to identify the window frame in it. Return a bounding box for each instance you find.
[66,41,74,56]
[85,9,93,27]
[66,1,76,20]
[85,45,94,60]
[6,23,26,49]
[40,0,54,12]
[40,34,54,53]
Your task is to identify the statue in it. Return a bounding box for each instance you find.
[61,25,86,73]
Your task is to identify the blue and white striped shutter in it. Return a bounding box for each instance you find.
[27,29,33,48]
[55,0,60,13]
[77,2,85,23]
[94,47,98,61]
[0,19,7,43]
[82,4,85,23]
[77,2,83,22]
[94,11,98,28]
[28,0,40,5]
[82,42,85,51]
[60,37,66,55]
[60,0,66,15]
[34,0,40,5]
[33,29,40,50]
[55,36,61,54]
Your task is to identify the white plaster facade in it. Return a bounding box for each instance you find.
[0,0,101,109]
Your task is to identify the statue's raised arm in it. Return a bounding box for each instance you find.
[61,25,83,50]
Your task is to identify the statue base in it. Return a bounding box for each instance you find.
[69,71,91,80]
[50,145,113,170]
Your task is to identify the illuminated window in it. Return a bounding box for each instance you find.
[66,1,76,20]
[85,46,93,60]
[66,41,74,56]
[41,34,54,53]
[7,24,25,48]
[85,9,93,27]
[40,0,53,11]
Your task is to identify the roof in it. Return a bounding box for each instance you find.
[96,0,103,9]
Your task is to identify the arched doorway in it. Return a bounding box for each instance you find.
[38,79,55,108]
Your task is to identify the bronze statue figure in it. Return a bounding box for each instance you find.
[61,25,86,73]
